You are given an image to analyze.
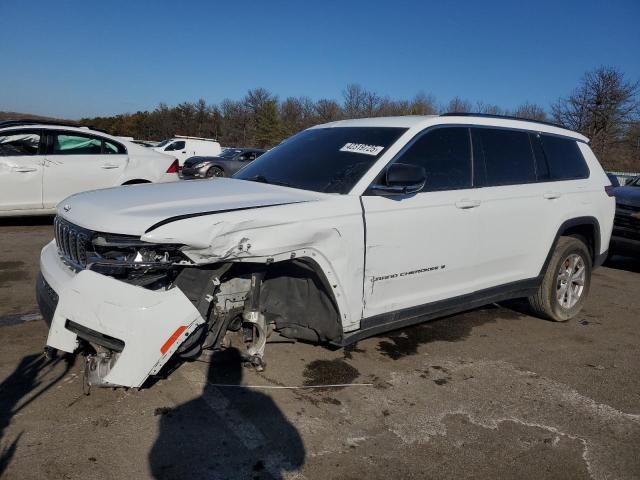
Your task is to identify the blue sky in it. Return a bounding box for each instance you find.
[0,0,638,119]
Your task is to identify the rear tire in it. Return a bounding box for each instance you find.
[528,236,592,322]
[206,167,224,178]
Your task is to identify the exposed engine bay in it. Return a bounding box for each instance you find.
[170,260,343,371]
[71,257,343,389]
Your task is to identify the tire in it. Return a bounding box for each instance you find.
[206,166,224,178]
[528,236,592,322]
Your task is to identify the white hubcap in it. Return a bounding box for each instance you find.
[556,253,586,309]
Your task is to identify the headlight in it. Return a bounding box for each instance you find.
[193,162,207,169]
[90,234,189,267]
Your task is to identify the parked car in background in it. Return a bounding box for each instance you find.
[606,172,621,187]
[38,113,614,388]
[0,120,179,216]
[153,135,222,166]
[181,148,266,178]
[610,175,640,256]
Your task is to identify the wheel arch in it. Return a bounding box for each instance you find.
[539,216,602,276]
[207,164,225,174]
[122,179,152,185]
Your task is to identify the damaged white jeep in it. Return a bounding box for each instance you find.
[37,114,615,388]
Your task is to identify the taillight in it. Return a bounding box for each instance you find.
[166,159,179,174]
[604,185,616,197]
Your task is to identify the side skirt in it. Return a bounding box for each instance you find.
[338,277,541,346]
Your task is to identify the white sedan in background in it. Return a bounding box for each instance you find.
[0,121,180,216]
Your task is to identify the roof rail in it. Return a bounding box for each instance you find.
[0,119,108,134]
[440,112,567,130]
[174,134,218,142]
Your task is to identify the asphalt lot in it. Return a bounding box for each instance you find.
[0,217,639,480]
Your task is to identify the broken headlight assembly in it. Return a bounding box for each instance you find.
[88,233,193,288]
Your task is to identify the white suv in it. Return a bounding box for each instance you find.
[37,114,615,388]
[0,121,180,216]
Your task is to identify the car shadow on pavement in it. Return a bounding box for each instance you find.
[149,348,305,480]
[604,254,640,274]
[0,352,73,477]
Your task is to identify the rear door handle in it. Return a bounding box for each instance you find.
[543,192,562,199]
[101,164,120,169]
[455,199,481,209]
[13,166,38,173]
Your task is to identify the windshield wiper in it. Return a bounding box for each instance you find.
[246,175,293,188]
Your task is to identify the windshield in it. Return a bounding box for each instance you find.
[220,148,242,158]
[155,139,171,148]
[234,127,406,193]
[628,176,640,187]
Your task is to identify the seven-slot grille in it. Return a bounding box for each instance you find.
[54,216,91,269]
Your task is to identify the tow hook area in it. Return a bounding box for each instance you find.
[242,271,267,371]
[83,352,118,394]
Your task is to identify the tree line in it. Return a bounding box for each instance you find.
[80,66,639,171]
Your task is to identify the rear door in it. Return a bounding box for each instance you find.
[362,126,482,318]
[0,129,44,211]
[43,131,128,208]
[470,127,560,286]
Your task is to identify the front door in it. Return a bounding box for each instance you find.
[43,131,127,208]
[362,126,482,319]
[0,129,44,211]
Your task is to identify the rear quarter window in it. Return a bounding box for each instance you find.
[539,135,589,180]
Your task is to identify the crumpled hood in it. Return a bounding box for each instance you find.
[57,178,327,236]
[613,186,640,208]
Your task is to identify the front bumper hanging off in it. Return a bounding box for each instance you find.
[38,241,205,388]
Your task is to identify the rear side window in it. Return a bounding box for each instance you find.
[53,133,102,155]
[104,139,126,154]
[539,135,589,180]
[396,127,472,191]
[0,130,41,156]
[473,128,536,186]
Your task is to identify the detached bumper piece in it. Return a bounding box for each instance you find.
[39,241,205,388]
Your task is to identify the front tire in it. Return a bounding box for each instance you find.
[206,167,224,178]
[528,236,592,322]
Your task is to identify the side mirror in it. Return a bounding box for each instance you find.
[369,163,426,196]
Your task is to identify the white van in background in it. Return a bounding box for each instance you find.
[154,135,222,165]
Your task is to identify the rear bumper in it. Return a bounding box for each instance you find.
[38,240,205,387]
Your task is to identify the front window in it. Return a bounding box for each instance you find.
[234,127,406,194]
[165,141,185,152]
[0,130,41,156]
[220,148,242,158]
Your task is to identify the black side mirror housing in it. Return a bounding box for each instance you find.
[368,163,426,196]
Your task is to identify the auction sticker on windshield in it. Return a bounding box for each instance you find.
[340,143,384,156]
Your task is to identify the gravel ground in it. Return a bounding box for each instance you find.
[1,217,639,480]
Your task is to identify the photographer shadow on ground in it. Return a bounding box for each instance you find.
[0,352,73,477]
[149,348,305,480]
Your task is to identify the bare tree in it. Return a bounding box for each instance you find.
[343,84,382,118]
[315,99,342,123]
[445,97,472,113]
[475,101,503,115]
[512,102,547,121]
[552,66,640,162]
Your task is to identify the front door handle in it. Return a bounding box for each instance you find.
[101,164,120,169]
[13,166,38,173]
[543,192,562,200]
[455,199,481,209]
